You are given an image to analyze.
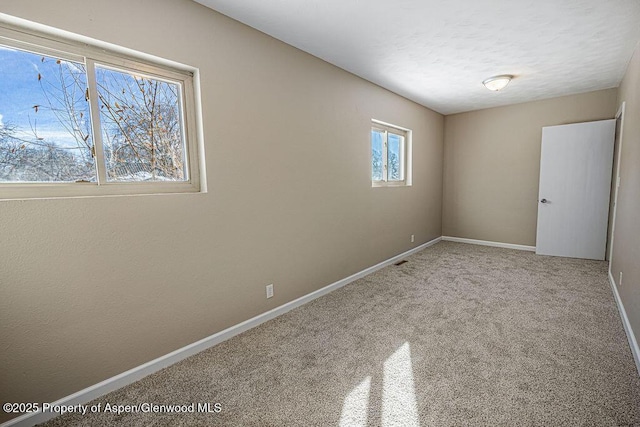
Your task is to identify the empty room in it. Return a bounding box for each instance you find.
[1,0,639,426]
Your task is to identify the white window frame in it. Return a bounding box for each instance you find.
[371,119,412,187]
[0,21,204,200]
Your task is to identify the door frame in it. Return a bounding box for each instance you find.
[608,102,626,267]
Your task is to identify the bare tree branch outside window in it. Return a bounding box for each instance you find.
[0,45,187,183]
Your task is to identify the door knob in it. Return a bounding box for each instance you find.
[540,198,548,203]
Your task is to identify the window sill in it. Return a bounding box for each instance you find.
[372,181,411,188]
[0,181,202,201]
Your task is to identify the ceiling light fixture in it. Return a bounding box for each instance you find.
[483,75,513,91]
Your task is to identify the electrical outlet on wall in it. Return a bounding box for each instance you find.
[411,234,415,243]
[266,284,274,299]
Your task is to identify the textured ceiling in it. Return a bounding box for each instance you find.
[194,0,640,114]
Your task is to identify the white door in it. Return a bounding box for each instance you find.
[536,119,615,260]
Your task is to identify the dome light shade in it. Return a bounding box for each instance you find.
[483,75,513,91]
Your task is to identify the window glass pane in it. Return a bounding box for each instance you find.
[0,45,94,182]
[371,129,384,181]
[95,65,187,182]
[387,132,403,181]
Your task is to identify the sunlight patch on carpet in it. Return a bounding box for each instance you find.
[382,342,419,426]
[339,376,371,427]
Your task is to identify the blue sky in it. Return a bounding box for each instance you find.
[0,44,90,147]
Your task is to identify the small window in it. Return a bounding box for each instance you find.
[371,120,411,186]
[0,24,201,199]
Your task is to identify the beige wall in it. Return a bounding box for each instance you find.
[0,0,443,421]
[443,89,618,246]
[611,43,640,353]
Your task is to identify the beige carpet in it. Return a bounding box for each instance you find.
[40,242,640,426]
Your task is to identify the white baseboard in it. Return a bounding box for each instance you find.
[1,236,442,427]
[608,270,640,376]
[441,236,536,252]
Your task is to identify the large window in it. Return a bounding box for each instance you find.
[371,120,411,186]
[0,24,201,199]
